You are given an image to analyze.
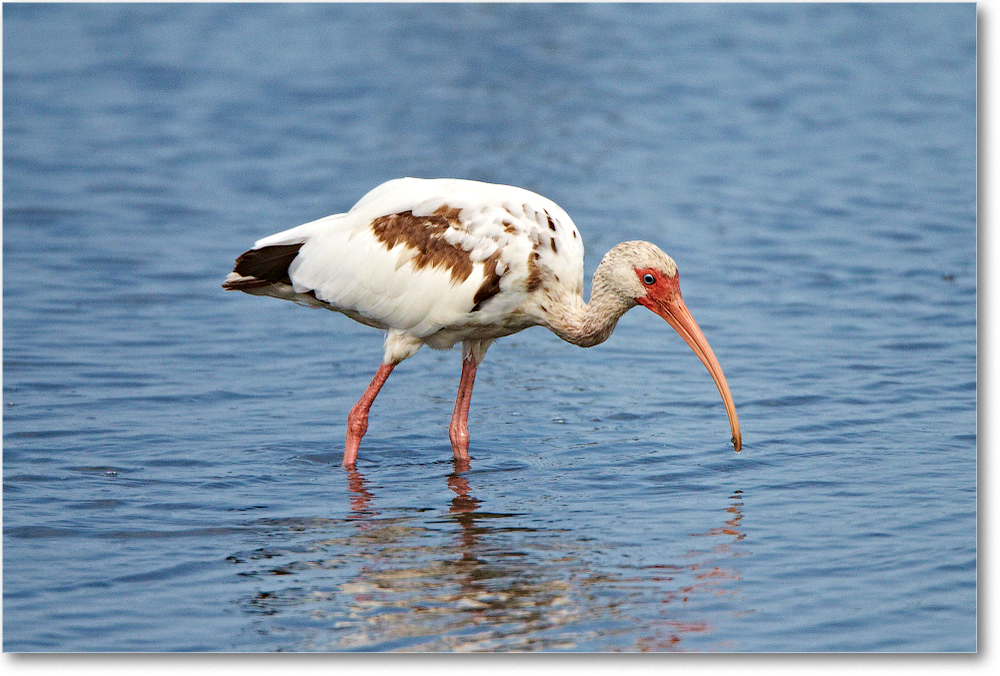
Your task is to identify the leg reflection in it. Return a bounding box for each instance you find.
[447,465,480,515]
[345,468,377,521]
[447,461,484,557]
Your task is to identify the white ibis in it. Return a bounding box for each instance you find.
[224,178,741,467]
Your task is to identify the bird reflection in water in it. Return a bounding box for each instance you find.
[237,467,748,651]
[635,491,747,652]
[336,460,589,651]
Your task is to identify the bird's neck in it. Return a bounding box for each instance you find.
[549,266,636,348]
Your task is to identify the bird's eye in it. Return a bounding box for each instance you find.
[642,273,656,285]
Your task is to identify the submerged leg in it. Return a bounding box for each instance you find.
[344,361,396,468]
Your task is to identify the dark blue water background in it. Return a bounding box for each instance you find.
[3,3,976,652]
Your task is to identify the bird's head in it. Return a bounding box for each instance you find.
[605,241,742,453]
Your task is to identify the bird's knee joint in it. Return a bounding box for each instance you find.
[347,409,369,437]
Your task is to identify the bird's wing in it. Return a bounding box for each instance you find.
[246,178,587,340]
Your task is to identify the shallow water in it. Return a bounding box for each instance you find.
[3,3,976,652]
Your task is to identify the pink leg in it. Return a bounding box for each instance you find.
[449,353,479,461]
[344,361,395,468]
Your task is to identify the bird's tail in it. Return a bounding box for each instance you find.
[223,242,305,292]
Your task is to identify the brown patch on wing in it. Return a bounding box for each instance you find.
[526,250,544,293]
[370,205,473,282]
[471,251,503,311]
[433,204,463,222]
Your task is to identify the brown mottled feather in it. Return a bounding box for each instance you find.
[370,205,474,282]
[471,251,503,311]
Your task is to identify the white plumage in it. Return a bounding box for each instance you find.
[225,177,741,467]
[232,178,583,358]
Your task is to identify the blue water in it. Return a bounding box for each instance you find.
[3,3,976,652]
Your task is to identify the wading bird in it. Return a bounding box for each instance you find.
[224,178,741,467]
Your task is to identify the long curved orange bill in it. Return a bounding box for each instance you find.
[641,293,742,453]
